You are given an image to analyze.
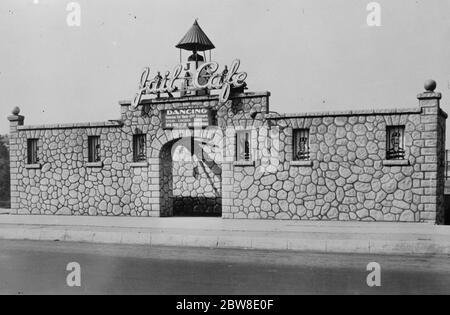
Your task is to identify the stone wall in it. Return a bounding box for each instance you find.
[130,92,269,217]
[8,93,268,218]
[8,122,150,216]
[224,109,440,223]
[7,89,448,224]
[220,91,447,224]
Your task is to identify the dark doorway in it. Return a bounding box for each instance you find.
[173,197,221,217]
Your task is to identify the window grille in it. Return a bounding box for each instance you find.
[386,126,405,160]
[133,134,147,162]
[236,131,251,161]
[27,139,39,164]
[293,129,310,161]
[88,136,101,162]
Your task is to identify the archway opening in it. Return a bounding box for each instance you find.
[159,137,222,217]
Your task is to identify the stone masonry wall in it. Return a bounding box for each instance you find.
[125,92,268,217]
[222,92,447,224]
[8,93,268,218]
[225,111,426,222]
[7,90,447,224]
[10,122,152,216]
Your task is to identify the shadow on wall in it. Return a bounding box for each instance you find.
[0,135,10,209]
[445,195,450,225]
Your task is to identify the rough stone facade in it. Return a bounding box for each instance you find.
[7,88,448,224]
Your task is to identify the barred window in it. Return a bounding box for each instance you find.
[386,126,405,160]
[133,134,147,162]
[293,129,310,161]
[236,130,251,161]
[27,139,39,164]
[88,136,101,162]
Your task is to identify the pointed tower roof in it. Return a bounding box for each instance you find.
[176,20,215,52]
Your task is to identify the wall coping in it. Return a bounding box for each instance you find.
[119,91,271,107]
[417,92,442,100]
[17,120,123,131]
[267,107,422,120]
[7,115,24,122]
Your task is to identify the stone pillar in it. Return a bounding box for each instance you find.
[148,157,161,217]
[221,161,234,219]
[417,80,446,224]
[7,107,24,214]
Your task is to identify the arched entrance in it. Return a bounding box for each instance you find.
[159,137,222,217]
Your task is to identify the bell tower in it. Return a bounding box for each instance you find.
[176,20,215,97]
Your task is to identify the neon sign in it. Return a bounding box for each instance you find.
[131,59,247,108]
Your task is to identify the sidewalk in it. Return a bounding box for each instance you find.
[0,214,449,255]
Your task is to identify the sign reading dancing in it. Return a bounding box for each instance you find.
[131,59,247,108]
[161,108,213,129]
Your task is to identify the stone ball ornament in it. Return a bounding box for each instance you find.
[12,106,21,115]
[424,79,437,92]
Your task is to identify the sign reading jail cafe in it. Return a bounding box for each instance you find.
[131,59,248,108]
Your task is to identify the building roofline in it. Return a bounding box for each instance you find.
[17,120,123,131]
[267,107,422,120]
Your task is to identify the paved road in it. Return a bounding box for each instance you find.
[0,239,449,295]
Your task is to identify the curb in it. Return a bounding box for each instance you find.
[0,225,449,256]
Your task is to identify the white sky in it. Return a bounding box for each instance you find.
[1,0,450,143]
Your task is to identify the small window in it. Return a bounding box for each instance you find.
[386,126,405,160]
[236,130,252,161]
[27,139,39,164]
[293,129,310,161]
[133,134,147,162]
[88,136,101,162]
